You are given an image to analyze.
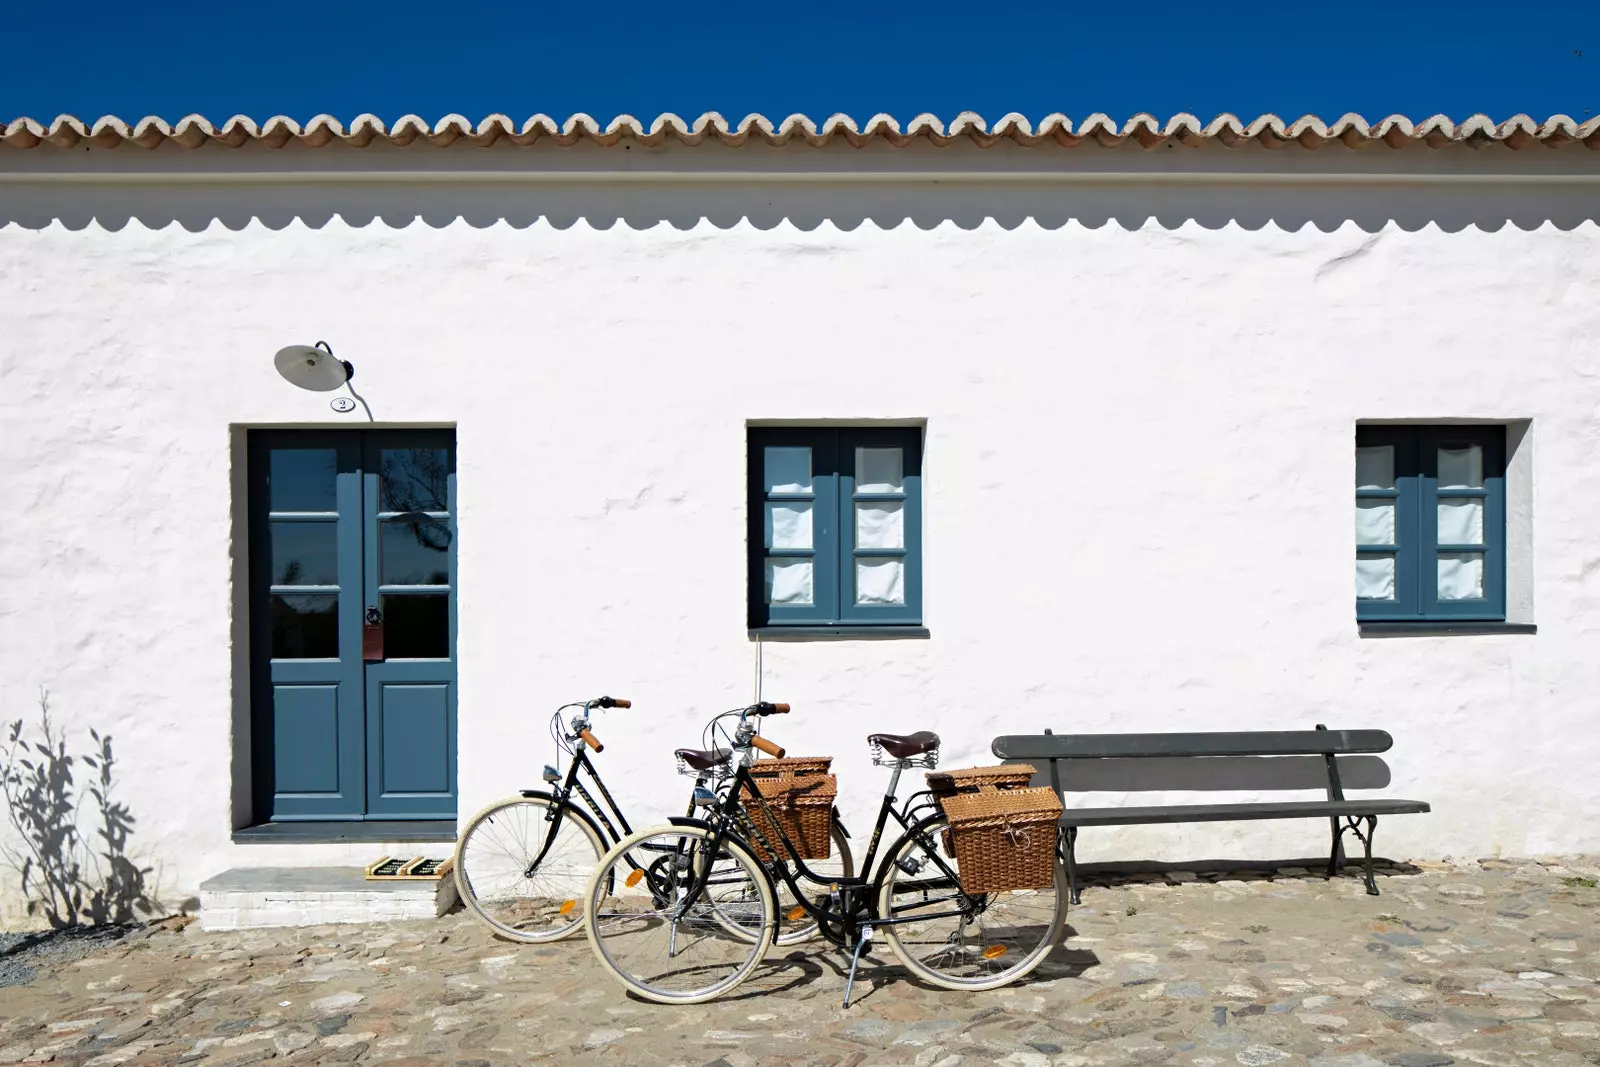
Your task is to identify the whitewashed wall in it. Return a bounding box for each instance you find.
[2,145,1598,927]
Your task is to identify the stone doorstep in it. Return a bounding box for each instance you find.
[198,867,459,932]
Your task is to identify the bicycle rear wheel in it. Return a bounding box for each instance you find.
[876,813,1067,990]
[584,823,774,1004]
[455,795,607,943]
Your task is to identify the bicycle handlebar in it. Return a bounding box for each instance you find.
[596,696,631,709]
[578,727,604,752]
[750,734,785,758]
[753,702,789,716]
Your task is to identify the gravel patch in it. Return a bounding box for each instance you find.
[0,924,139,988]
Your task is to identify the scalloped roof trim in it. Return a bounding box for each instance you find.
[4,112,1599,152]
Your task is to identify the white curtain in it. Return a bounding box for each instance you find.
[766,558,814,605]
[856,558,905,605]
[1437,553,1484,600]
[1438,445,1483,489]
[856,502,904,549]
[1355,556,1395,600]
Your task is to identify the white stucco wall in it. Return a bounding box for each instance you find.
[2,144,1598,927]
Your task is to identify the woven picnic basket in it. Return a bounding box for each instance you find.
[931,762,1061,894]
[743,757,836,861]
[926,764,1037,798]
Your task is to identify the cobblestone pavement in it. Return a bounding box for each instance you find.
[2,858,1598,1067]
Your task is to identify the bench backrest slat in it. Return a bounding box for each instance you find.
[1006,754,1392,793]
[992,729,1393,761]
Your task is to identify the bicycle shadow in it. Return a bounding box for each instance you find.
[648,923,1101,1007]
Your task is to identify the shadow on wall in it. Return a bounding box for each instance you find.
[0,691,162,928]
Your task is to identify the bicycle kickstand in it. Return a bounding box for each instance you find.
[842,926,873,1009]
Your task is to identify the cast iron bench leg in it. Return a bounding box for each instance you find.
[1328,814,1382,896]
[1359,815,1379,896]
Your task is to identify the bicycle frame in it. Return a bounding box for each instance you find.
[681,759,971,948]
[522,711,708,878]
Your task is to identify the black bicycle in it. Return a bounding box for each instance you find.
[580,703,1069,1005]
[453,696,851,944]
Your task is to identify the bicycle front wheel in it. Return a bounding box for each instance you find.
[876,813,1067,991]
[584,823,774,1004]
[454,795,607,943]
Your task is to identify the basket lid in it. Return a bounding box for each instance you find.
[940,785,1062,826]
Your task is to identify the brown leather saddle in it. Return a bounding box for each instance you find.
[868,731,940,758]
[675,747,732,771]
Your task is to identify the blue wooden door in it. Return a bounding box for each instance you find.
[361,432,457,818]
[249,430,457,822]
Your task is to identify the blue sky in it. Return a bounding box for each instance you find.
[2,0,1595,124]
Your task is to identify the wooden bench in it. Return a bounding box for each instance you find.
[990,725,1430,903]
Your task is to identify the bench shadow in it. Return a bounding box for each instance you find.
[1070,856,1424,895]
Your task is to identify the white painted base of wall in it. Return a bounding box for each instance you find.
[198,868,458,931]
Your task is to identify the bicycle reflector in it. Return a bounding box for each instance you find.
[787,906,806,921]
[625,869,645,888]
[559,900,576,916]
[982,944,1008,960]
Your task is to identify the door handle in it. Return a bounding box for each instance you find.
[363,606,385,662]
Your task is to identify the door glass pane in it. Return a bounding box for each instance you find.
[768,503,813,550]
[1355,555,1396,600]
[1354,500,1395,546]
[271,594,339,658]
[1437,552,1485,600]
[765,558,814,605]
[856,558,906,605]
[269,449,337,512]
[381,520,452,585]
[1436,498,1484,546]
[1355,445,1395,490]
[764,448,812,494]
[856,448,904,493]
[1438,445,1484,489]
[270,522,339,586]
[380,448,450,513]
[856,501,905,549]
[381,594,450,657]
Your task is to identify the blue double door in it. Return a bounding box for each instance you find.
[249,430,457,822]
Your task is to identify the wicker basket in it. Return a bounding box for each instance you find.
[743,772,836,862]
[927,763,1037,798]
[748,756,833,779]
[939,786,1062,894]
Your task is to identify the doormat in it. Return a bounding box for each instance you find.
[364,856,454,881]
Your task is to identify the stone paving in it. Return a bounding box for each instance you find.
[1,857,1598,1067]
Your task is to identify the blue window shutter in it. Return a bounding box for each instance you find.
[1418,426,1505,619]
[748,426,922,628]
[748,428,840,626]
[1355,425,1505,622]
[837,428,923,625]
[1355,427,1420,619]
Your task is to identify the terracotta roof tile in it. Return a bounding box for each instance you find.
[3,112,1598,151]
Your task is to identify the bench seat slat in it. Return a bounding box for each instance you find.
[994,730,1393,761]
[1059,799,1430,827]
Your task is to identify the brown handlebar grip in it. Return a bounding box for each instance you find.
[578,728,604,752]
[770,703,790,714]
[751,735,785,758]
[612,698,632,709]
